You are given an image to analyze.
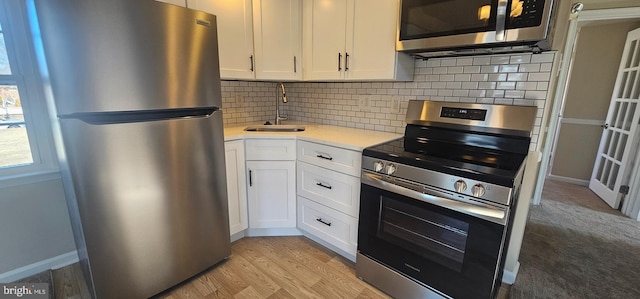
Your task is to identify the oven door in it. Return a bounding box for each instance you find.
[358,172,509,299]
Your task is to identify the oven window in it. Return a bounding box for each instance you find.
[377,196,470,272]
[400,0,498,40]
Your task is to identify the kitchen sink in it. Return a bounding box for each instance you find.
[244,125,306,132]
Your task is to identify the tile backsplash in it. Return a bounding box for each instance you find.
[221,52,557,151]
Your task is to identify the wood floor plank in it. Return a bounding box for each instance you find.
[51,263,91,299]
[234,285,267,299]
[233,238,326,299]
[214,253,280,297]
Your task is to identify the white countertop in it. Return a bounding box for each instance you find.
[224,123,402,151]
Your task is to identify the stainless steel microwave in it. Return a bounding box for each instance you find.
[397,0,555,57]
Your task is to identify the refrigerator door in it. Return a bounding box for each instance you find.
[59,111,230,298]
[35,0,221,114]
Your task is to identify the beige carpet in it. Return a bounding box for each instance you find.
[510,180,640,298]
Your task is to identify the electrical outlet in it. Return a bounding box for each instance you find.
[235,94,245,103]
[358,96,370,111]
[390,98,400,113]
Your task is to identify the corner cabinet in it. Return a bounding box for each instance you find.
[302,0,414,81]
[224,140,249,237]
[245,139,297,230]
[187,0,256,80]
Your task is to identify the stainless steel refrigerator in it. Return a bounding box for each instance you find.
[32,0,231,298]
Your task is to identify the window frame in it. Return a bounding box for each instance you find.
[0,0,57,185]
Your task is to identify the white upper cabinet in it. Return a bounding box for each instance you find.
[156,0,187,7]
[303,0,413,81]
[252,0,302,81]
[187,0,256,80]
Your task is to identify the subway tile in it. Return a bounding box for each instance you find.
[447,66,464,74]
[453,89,470,97]
[461,81,479,89]
[531,53,555,63]
[432,82,447,89]
[415,60,427,68]
[494,98,514,105]
[516,82,538,90]
[510,54,532,64]
[440,74,455,81]
[457,58,474,66]
[438,89,453,96]
[481,65,500,73]
[505,90,525,98]
[486,90,505,97]
[446,82,462,89]
[411,89,425,96]
[525,90,548,100]
[418,82,432,88]
[507,73,527,81]
[455,74,472,81]
[433,67,448,74]
[491,56,511,64]
[473,57,492,65]
[463,66,481,73]
[469,90,487,97]
[528,72,551,81]
[471,73,489,81]
[418,67,433,74]
[459,97,477,103]
[477,98,495,104]
[540,63,553,72]
[537,82,549,90]
[426,60,441,67]
[488,73,508,81]
[499,65,519,73]
[497,82,516,89]
[424,89,439,96]
[519,63,541,72]
[478,82,497,89]
[441,58,457,66]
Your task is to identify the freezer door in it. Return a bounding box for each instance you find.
[59,111,230,298]
[35,0,222,113]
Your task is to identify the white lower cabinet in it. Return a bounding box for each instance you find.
[297,161,360,217]
[225,140,248,236]
[245,139,297,230]
[298,196,358,255]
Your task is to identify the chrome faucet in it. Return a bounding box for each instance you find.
[276,82,288,125]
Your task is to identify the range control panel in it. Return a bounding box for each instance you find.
[440,107,487,121]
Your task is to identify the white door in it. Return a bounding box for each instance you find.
[247,161,297,228]
[253,0,302,80]
[188,0,255,80]
[590,27,640,209]
[302,0,348,80]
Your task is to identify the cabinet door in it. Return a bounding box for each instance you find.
[253,0,302,80]
[247,161,296,228]
[225,140,248,236]
[345,0,402,80]
[302,0,347,80]
[156,0,186,7]
[188,0,255,80]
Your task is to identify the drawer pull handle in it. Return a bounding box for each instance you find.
[316,182,332,190]
[316,218,332,226]
[316,154,333,161]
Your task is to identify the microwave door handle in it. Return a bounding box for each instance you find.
[362,172,507,225]
[495,0,508,41]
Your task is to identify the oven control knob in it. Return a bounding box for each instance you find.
[385,164,397,175]
[374,161,385,173]
[454,180,467,193]
[472,184,486,198]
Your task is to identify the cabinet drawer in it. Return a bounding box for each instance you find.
[297,140,361,176]
[246,139,296,160]
[297,196,358,256]
[297,161,360,217]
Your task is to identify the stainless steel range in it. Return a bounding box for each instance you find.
[356,100,537,299]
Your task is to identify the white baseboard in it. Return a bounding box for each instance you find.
[0,251,79,283]
[245,227,302,237]
[230,231,246,243]
[300,231,356,262]
[548,174,589,186]
[502,261,520,285]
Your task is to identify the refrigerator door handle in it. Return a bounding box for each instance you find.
[60,107,221,125]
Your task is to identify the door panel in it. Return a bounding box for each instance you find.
[590,28,640,209]
[59,112,230,298]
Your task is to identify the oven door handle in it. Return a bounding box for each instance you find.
[362,172,508,225]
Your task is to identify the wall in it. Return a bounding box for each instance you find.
[220,81,277,127]
[551,20,640,182]
[285,52,556,151]
[0,177,77,282]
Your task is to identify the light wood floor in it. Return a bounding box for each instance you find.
[52,236,511,298]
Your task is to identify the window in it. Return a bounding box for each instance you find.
[0,1,56,179]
